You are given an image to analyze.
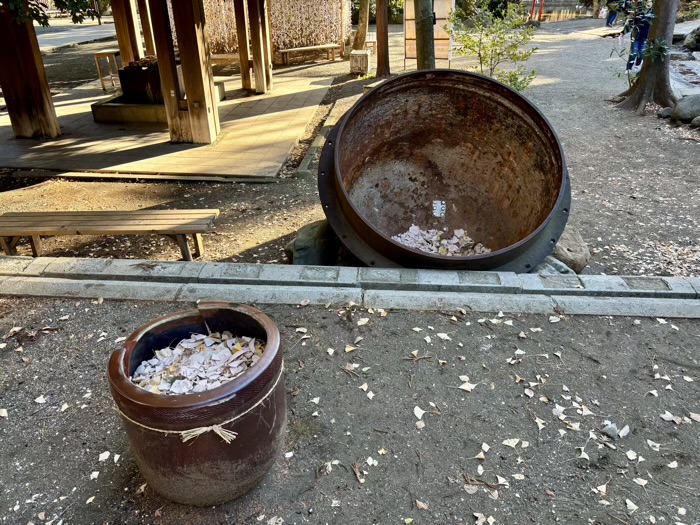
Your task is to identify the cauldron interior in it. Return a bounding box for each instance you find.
[336,72,564,253]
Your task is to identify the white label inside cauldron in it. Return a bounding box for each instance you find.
[432,200,446,218]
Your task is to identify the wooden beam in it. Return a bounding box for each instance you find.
[259,0,273,90]
[233,0,253,90]
[0,7,61,138]
[247,0,268,94]
[136,0,156,55]
[376,0,391,76]
[148,0,192,142]
[112,0,144,64]
[171,0,221,144]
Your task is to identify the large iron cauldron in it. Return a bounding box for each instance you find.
[318,70,571,272]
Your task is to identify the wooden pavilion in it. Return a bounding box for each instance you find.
[0,0,274,144]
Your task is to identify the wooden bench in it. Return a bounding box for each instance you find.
[278,44,341,65]
[0,209,220,261]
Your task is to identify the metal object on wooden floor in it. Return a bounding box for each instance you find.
[318,69,571,272]
[108,302,286,506]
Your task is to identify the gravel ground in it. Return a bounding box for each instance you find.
[0,297,699,524]
[1,20,699,275]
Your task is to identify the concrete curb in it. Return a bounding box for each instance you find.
[41,35,117,54]
[294,104,341,179]
[1,256,699,317]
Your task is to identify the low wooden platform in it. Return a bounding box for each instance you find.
[0,209,220,261]
[278,44,340,65]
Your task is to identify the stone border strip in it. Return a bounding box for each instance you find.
[1,256,699,317]
[294,104,341,179]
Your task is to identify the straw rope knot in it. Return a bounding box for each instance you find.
[181,425,238,444]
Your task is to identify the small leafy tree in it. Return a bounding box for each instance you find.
[448,0,537,91]
[0,0,99,26]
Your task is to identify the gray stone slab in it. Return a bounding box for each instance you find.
[362,290,555,313]
[43,258,113,279]
[24,257,61,276]
[0,277,181,301]
[176,283,362,305]
[621,276,697,298]
[360,268,520,292]
[519,273,584,295]
[685,277,700,298]
[552,296,700,318]
[103,259,203,282]
[198,263,263,282]
[0,256,34,275]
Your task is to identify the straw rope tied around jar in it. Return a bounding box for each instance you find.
[114,363,284,444]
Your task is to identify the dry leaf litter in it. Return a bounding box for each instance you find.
[131,332,265,395]
[392,225,490,257]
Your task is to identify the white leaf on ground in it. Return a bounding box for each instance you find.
[524,388,534,398]
[552,404,567,419]
[513,473,525,480]
[357,318,369,326]
[496,475,509,486]
[359,383,368,392]
[415,500,428,510]
[114,454,120,463]
[529,327,543,333]
[60,403,69,412]
[488,489,499,500]
[578,449,590,461]
[0,409,7,418]
[424,336,431,344]
[459,375,470,382]
[3,327,22,339]
[646,439,660,451]
[299,299,310,307]
[521,441,529,448]
[354,336,364,344]
[625,499,638,512]
[502,438,519,449]
[416,420,425,430]
[367,456,378,467]
[667,461,678,469]
[505,320,514,326]
[34,395,46,404]
[514,349,526,356]
[633,478,648,487]
[656,318,667,324]
[660,411,675,422]
[682,376,694,382]
[367,391,375,400]
[518,331,527,339]
[136,482,147,494]
[474,451,486,460]
[437,333,451,340]
[581,405,594,417]
[671,324,679,331]
[535,417,546,430]
[378,448,387,455]
[474,513,487,525]
[344,345,356,353]
[689,412,700,422]
[678,507,686,516]
[327,348,335,356]
[284,451,294,459]
[310,397,320,405]
[114,336,126,343]
[626,450,637,461]
[460,381,477,392]
[295,327,308,334]
[99,451,110,462]
[549,316,561,323]
[618,425,630,438]
[646,389,658,397]
[58,315,70,321]
[86,496,95,504]
[90,471,99,480]
[598,499,611,506]
[414,406,426,420]
[481,443,490,452]
[412,327,422,332]
[477,464,484,475]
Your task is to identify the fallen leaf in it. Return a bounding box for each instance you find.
[689,412,700,422]
[437,333,451,341]
[296,327,308,334]
[482,443,490,452]
[114,336,126,343]
[682,376,694,382]
[86,496,95,504]
[136,482,147,494]
[667,460,678,469]
[513,473,525,480]
[404,519,414,524]
[660,411,675,422]
[416,420,425,430]
[357,318,369,326]
[90,471,99,480]
[626,450,637,461]
[378,448,387,455]
[502,438,519,449]
[0,408,7,418]
[618,425,630,438]
[473,451,486,460]
[34,395,46,404]
[578,449,590,461]
[359,383,368,391]
[327,348,335,356]
[535,417,546,430]
[299,299,310,307]
[646,439,661,451]
[424,335,431,344]
[633,478,648,487]
[310,397,320,404]
[3,327,22,339]
[412,327,422,332]
[354,336,364,344]
[529,327,543,333]
[367,391,375,400]
[114,454,120,463]
[414,406,426,420]
[549,316,561,323]
[518,331,527,339]
[99,451,110,462]
[656,318,667,324]
[596,482,607,496]
[524,388,534,398]
[625,499,638,512]
[415,500,428,510]
[460,381,477,392]
[344,345,356,353]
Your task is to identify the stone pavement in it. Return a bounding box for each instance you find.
[0,73,330,179]
[35,17,117,52]
[1,256,699,317]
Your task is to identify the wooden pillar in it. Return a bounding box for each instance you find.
[247,0,268,94]
[376,0,391,76]
[148,0,192,142]
[233,0,253,90]
[171,0,221,144]
[137,0,156,55]
[340,0,346,57]
[260,0,273,90]
[112,0,144,64]
[0,7,60,138]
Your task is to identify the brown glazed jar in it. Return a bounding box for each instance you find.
[108,302,286,506]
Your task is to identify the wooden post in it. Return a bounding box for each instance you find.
[171,0,221,144]
[376,0,391,76]
[247,0,268,94]
[136,0,156,55]
[112,0,144,64]
[340,0,346,57]
[0,7,60,138]
[148,0,192,142]
[233,0,253,90]
[259,0,273,90]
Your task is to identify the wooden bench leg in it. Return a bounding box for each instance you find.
[192,234,204,259]
[29,236,43,257]
[174,234,193,261]
[1,236,19,256]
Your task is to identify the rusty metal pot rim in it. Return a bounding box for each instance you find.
[332,68,569,262]
[109,302,281,411]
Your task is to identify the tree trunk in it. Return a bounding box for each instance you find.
[592,0,601,18]
[616,0,679,114]
[416,0,435,69]
[353,0,370,50]
[376,0,391,76]
[0,7,61,138]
